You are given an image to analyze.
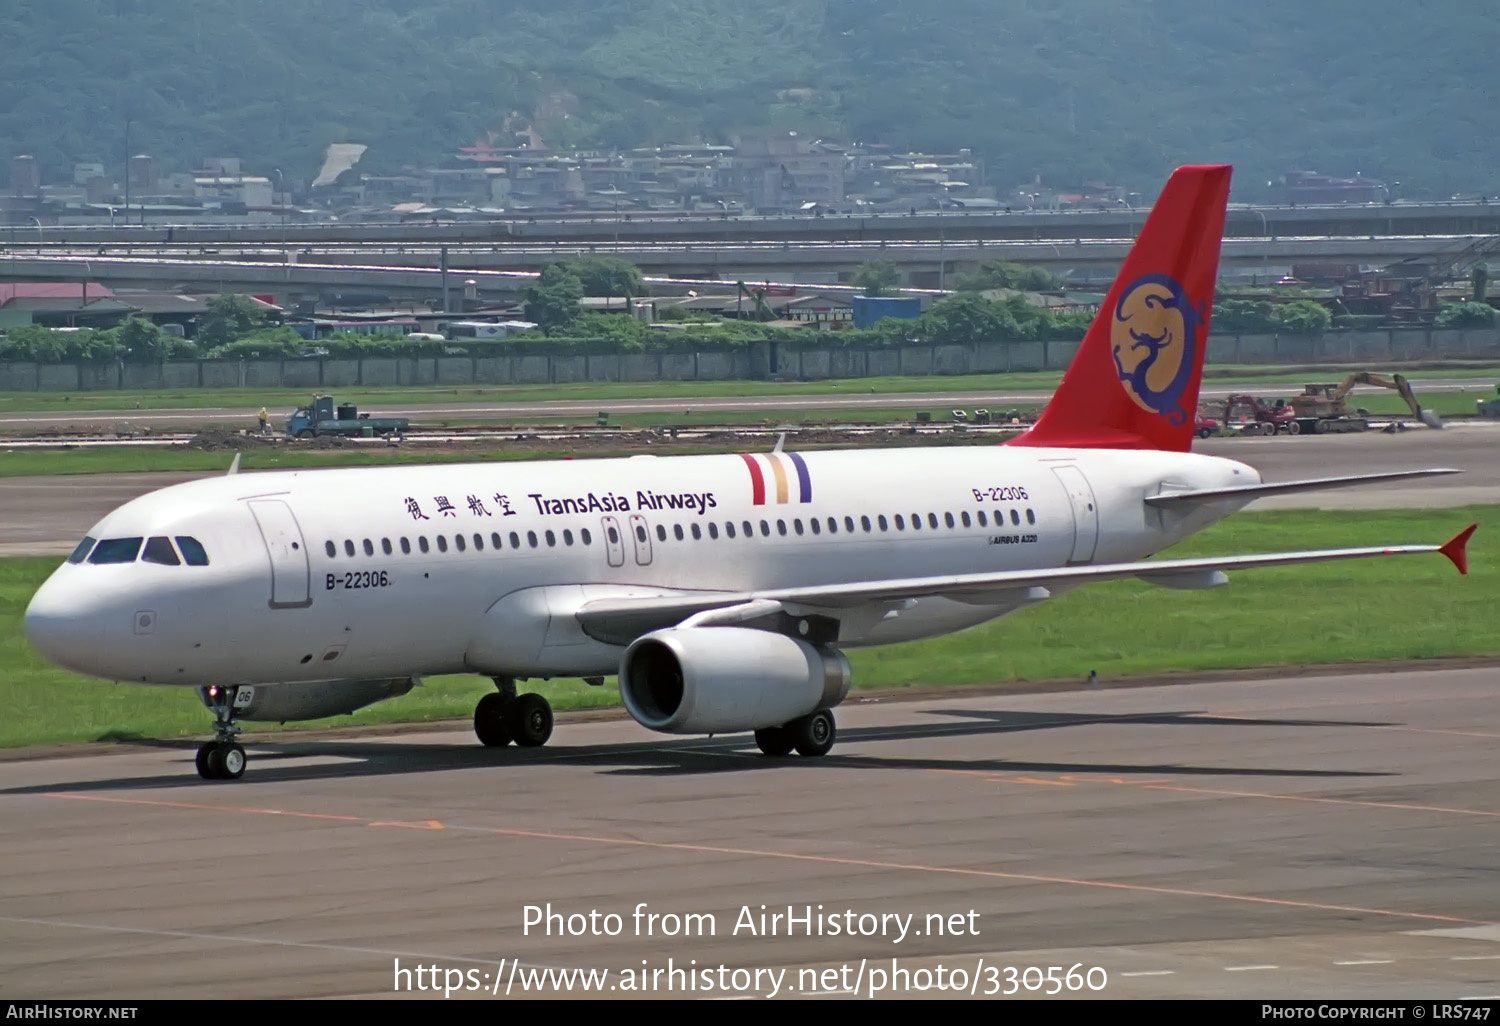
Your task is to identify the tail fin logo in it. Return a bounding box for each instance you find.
[1110,274,1204,427]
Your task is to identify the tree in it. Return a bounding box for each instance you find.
[553,257,648,302]
[521,265,585,335]
[852,261,900,297]
[1268,299,1331,335]
[197,295,266,349]
[112,317,172,362]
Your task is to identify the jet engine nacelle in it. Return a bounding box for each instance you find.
[197,677,416,723]
[618,627,850,734]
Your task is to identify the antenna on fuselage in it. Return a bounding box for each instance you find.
[227,453,241,476]
[773,432,786,453]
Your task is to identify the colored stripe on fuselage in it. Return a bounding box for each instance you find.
[739,453,765,505]
[787,451,812,503]
[767,454,789,504]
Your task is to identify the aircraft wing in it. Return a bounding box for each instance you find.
[575,525,1475,642]
[1144,468,1460,507]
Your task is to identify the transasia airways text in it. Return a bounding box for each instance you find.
[529,490,718,516]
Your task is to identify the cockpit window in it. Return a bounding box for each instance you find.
[88,537,143,564]
[141,536,181,566]
[175,536,210,566]
[67,536,97,564]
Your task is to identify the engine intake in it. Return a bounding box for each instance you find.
[619,627,849,734]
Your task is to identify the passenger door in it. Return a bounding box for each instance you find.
[247,499,313,608]
[601,516,625,568]
[628,514,654,566]
[1051,465,1099,564]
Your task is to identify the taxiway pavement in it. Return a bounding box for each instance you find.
[2,668,1497,998]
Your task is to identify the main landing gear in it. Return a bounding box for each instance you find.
[196,685,247,780]
[754,709,836,758]
[473,677,554,749]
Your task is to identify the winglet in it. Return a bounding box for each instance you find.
[1439,523,1477,575]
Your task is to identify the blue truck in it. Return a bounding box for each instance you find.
[285,396,409,438]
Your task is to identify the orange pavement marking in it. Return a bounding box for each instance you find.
[40,790,1488,928]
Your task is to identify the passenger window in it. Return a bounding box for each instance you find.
[580,528,592,545]
[810,518,820,535]
[760,520,770,537]
[419,536,430,553]
[978,511,988,527]
[563,529,574,546]
[324,541,336,558]
[491,532,502,549]
[67,536,97,564]
[175,537,210,566]
[141,536,180,566]
[382,538,393,555]
[546,530,556,547]
[1027,509,1036,525]
[860,515,872,532]
[844,516,855,533]
[437,536,448,553]
[607,526,619,545]
[344,540,356,557]
[827,517,838,534]
[708,522,719,539]
[877,515,888,531]
[726,522,736,538]
[944,512,955,529]
[455,534,466,552]
[656,524,667,542]
[1011,510,1020,526]
[528,531,539,548]
[777,520,787,536]
[928,513,939,529]
[511,531,522,548]
[743,521,753,537]
[673,524,684,541]
[691,523,702,540]
[894,515,905,530]
[961,511,971,527]
[473,533,483,551]
[911,513,921,530]
[363,539,374,556]
[400,537,411,554]
[635,525,646,543]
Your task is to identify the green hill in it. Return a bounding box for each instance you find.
[3,0,1496,199]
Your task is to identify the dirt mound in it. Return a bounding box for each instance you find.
[186,429,278,451]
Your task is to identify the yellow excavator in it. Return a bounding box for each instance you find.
[1287,372,1443,434]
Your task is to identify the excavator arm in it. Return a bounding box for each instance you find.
[1332,372,1442,428]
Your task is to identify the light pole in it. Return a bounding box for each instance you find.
[30,217,42,253]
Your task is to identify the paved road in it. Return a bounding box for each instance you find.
[1,428,1491,556]
[2,668,1497,998]
[0,375,1495,431]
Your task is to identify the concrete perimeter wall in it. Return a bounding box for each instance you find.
[2,328,1498,392]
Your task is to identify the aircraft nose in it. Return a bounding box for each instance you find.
[24,576,106,673]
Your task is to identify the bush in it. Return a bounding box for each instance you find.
[1433,302,1497,328]
[1269,299,1332,335]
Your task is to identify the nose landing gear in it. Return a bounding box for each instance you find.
[473,677,554,749]
[195,685,247,780]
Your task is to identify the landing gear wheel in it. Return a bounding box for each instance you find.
[474,692,514,747]
[197,685,245,781]
[754,726,795,757]
[196,742,216,780]
[507,693,553,748]
[789,710,836,757]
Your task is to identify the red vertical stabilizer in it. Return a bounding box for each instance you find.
[1009,164,1232,452]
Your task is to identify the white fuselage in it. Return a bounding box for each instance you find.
[24,445,1258,688]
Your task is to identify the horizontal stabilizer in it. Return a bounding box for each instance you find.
[1144,468,1461,507]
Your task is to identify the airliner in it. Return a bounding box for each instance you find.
[23,165,1474,781]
